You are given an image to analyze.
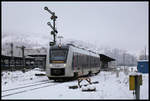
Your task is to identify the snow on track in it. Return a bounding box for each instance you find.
[2,81,61,97]
[1,66,149,99]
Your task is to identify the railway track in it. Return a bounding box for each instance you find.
[2,81,61,97]
[18,79,51,86]
[2,80,51,92]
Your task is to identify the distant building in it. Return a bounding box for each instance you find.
[1,55,35,70]
[137,60,149,73]
[28,54,46,70]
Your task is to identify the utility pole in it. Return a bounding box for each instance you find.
[6,43,14,70]
[135,75,140,100]
[10,43,14,70]
[6,42,13,56]
[10,43,13,57]
[44,6,58,46]
[123,52,126,70]
[145,46,147,60]
[16,46,26,68]
[132,56,134,66]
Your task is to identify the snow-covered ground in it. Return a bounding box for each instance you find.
[1,66,149,99]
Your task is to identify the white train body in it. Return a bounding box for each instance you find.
[46,44,100,80]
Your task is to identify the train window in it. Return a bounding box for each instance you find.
[77,54,80,67]
[72,53,79,70]
[72,55,74,69]
[83,55,87,68]
[50,49,68,62]
[86,55,89,68]
[72,53,75,69]
[76,54,78,67]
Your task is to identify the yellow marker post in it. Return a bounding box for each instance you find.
[129,74,142,100]
[129,75,135,90]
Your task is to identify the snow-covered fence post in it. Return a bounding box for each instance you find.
[116,68,119,78]
[124,68,129,76]
[131,68,133,72]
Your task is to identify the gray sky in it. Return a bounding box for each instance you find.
[2,2,149,55]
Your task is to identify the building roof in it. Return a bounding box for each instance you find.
[1,55,35,60]
[99,54,115,62]
[137,60,149,62]
[28,54,46,57]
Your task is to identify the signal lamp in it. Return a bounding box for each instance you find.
[58,44,62,48]
[44,6,48,10]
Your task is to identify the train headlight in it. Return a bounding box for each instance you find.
[50,64,52,67]
[64,64,66,67]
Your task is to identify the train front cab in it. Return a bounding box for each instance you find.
[46,45,74,80]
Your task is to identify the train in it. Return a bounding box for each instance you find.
[46,44,101,81]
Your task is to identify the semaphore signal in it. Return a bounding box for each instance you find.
[44,6,58,46]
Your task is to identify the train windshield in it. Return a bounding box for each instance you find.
[50,49,68,62]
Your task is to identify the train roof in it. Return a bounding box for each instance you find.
[67,44,99,57]
[50,44,99,57]
[50,44,69,49]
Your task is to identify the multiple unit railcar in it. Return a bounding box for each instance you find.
[46,44,101,81]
